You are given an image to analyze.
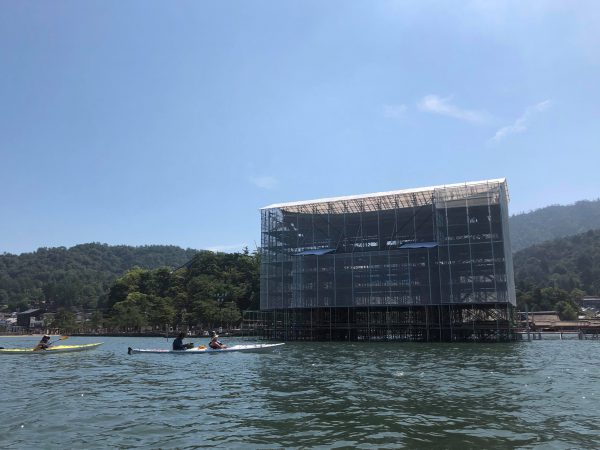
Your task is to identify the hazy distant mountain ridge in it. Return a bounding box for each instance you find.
[509,199,600,252]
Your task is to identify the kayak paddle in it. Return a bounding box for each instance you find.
[49,335,69,345]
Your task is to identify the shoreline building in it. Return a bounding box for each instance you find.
[259,178,516,341]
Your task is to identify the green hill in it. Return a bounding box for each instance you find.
[513,228,600,295]
[509,199,600,252]
[0,243,198,311]
[512,229,600,317]
[3,196,600,318]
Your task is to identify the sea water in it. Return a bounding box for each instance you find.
[1,336,599,448]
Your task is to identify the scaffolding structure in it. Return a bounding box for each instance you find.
[256,179,516,342]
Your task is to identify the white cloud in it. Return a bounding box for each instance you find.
[206,243,248,253]
[249,176,278,189]
[383,104,407,119]
[417,95,487,124]
[491,100,551,142]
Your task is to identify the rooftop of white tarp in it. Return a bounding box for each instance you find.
[261,178,508,213]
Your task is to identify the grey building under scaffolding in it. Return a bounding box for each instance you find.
[257,178,516,341]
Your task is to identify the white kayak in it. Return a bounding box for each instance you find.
[0,343,103,355]
[128,343,284,355]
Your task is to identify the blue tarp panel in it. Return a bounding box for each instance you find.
[295,248,336,256]
[399,242,438,249]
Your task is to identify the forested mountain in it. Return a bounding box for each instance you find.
[3,196,600,325]
[0,243,198,311]
[509,199,600,252]
[513,229,600,318]
[514,229,600,295]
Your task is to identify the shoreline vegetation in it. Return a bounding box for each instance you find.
[1,247,260,337]
[2,203,600,335]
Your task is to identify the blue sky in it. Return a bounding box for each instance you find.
[1,1,599,255]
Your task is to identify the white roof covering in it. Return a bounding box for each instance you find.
[261,178,508,213]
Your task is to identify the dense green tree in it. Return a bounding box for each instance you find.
[191,298,221,329]
[146,295,176,329]
[555,301,579,320]
[50,309,78,333]
[105,250,259,332]
[221,301,242,328]
[112,297,146,331]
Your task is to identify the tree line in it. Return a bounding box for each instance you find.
[513,228,600,319]
[0,243,198,311]
[99,249,259,333]
[2,225,600,329]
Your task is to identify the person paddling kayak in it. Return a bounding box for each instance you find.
[172,332,194,351]
[35,335,52,351]
[209,331,227,349]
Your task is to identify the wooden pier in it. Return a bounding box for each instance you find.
[517,311,600,340]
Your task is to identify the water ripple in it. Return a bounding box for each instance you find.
[2,337,600,448]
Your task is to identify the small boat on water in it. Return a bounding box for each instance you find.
[128,343,284,355]
[0,343,103,355]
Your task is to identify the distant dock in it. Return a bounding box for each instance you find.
[517,310,600,340]
[516,331,599,340]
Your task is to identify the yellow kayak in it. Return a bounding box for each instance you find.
[0,343,103,354]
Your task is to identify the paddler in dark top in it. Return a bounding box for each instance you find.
[209,331,227,349]
[172,332,194,351]
[35,335,52,350]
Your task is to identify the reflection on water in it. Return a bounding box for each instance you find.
[1,337,599,448]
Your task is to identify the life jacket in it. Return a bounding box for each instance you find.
[209,340,222,349]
